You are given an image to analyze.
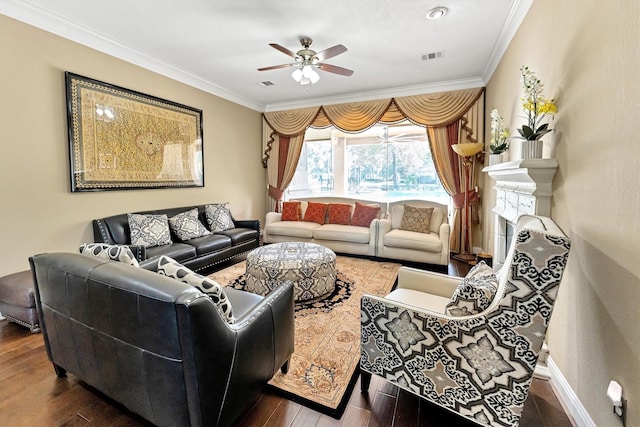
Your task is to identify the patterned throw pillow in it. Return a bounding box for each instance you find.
[351,202,381,227]
[127,213,172,248]
[303,201,327,224]
[168,208,210,241]
[400,205,434,234]
[445,261,498,316]
[205,203,235,232]
[327,203,352,225]
[157,255,235,323]
[281,201,302,221]
[79,243,139,267]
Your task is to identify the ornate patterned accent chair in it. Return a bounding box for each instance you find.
[360,215,571,426]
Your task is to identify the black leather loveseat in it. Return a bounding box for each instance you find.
[30,252,295,427]
[93,204,260,272]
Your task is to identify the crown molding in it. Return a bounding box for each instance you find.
[263,77,486,112]
[0,0,265,112]
[481,0,533,83]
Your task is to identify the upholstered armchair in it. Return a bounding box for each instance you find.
[360,215,570,426]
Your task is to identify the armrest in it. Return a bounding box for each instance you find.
[233,219,260,232]
[397,266,460,299]
[231,281,294,367]
[438,222,451,242]
[378,218,392,234]
[265,211,282,226]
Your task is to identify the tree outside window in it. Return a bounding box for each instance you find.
[288,122,448,205]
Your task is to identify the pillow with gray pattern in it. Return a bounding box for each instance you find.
[168,208,211,241]
[79,243,139,267]
[445,261,498,316]
[157,255,235,323]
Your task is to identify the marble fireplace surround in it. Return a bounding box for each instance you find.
[484,159,559,270]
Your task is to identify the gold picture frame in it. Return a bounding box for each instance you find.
[65,72,204,192]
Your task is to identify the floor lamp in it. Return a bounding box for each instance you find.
[451,142,484,263]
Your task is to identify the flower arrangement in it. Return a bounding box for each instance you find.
[489,108,510,154]
[517,66,558,141]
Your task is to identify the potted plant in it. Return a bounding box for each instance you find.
[489,108,510,165]
[517,66,558,158]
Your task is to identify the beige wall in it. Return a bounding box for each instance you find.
[0,16,264,276]
[481,1,639,425]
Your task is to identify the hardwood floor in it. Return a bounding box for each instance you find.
[0,258,575,426]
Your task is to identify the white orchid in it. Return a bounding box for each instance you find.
[489,108,510,154]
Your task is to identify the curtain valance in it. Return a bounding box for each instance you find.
[263,87,484,137]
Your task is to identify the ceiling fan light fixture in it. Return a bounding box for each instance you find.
[426,6,448,20]
[302,65,320,83]
[292,65,320,85]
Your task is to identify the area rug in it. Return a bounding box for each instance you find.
[208,256,401,418]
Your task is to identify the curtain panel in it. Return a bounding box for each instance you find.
[262,87,485,249]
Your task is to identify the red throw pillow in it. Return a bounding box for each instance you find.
[303,202,328,224]
[281,201,301,221]
[328,203,352,225]
[351,201,381,227]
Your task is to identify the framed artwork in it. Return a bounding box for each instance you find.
[65,72,204,192]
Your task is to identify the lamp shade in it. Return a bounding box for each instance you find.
[451,142,483,158]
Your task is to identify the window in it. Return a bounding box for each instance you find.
[288,122,449,205]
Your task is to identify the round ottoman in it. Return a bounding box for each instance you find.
[245,242,336,303]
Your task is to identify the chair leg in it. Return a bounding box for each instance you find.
[280,358,290,374]
[361,370,372,392]
[53,364,67,378]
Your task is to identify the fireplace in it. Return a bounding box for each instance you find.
[484,159,559,270]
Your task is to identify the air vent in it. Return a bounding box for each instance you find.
[258,81,275,87]
[421,51,444,61]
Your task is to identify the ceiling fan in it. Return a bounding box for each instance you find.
[258,37,353,85]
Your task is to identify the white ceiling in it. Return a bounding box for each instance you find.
[1,0,532,112]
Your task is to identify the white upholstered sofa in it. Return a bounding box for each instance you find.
[263,197,450,266]
[263,197,384,257]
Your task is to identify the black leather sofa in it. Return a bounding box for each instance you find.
[30,252,295,427]
[93,204,260,272]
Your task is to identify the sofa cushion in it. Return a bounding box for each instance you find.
[157,255,235,323]
[183,233,232,256]
[328,203,352,225]
[217,228,259,246]
[79,243,139,267]
[205,203,235,232]
[145,243,197,264]
[281,201,302,221]
[351,202,381,227]
[266,221,321,239]
[313,224,371,244]
[400,205,434,234]
[386,288,451,313]
[445,262,498,316]
[303,201,327,224]
[127,213,172,248]
[383,229,443,252]
[168,208,211,241]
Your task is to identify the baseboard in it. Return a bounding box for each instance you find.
[547,356,596,427]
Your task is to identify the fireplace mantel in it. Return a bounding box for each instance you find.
[483,159,558,268]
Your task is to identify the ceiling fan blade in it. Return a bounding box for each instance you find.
[315,44,347,61]
[318,63,354,76]
[269,43,297,58]
[258,63,294,71]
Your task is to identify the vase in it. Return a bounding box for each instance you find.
[488,154,502,166]
[522,139,543,159]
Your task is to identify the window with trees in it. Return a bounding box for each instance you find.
[288,122,449,204]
